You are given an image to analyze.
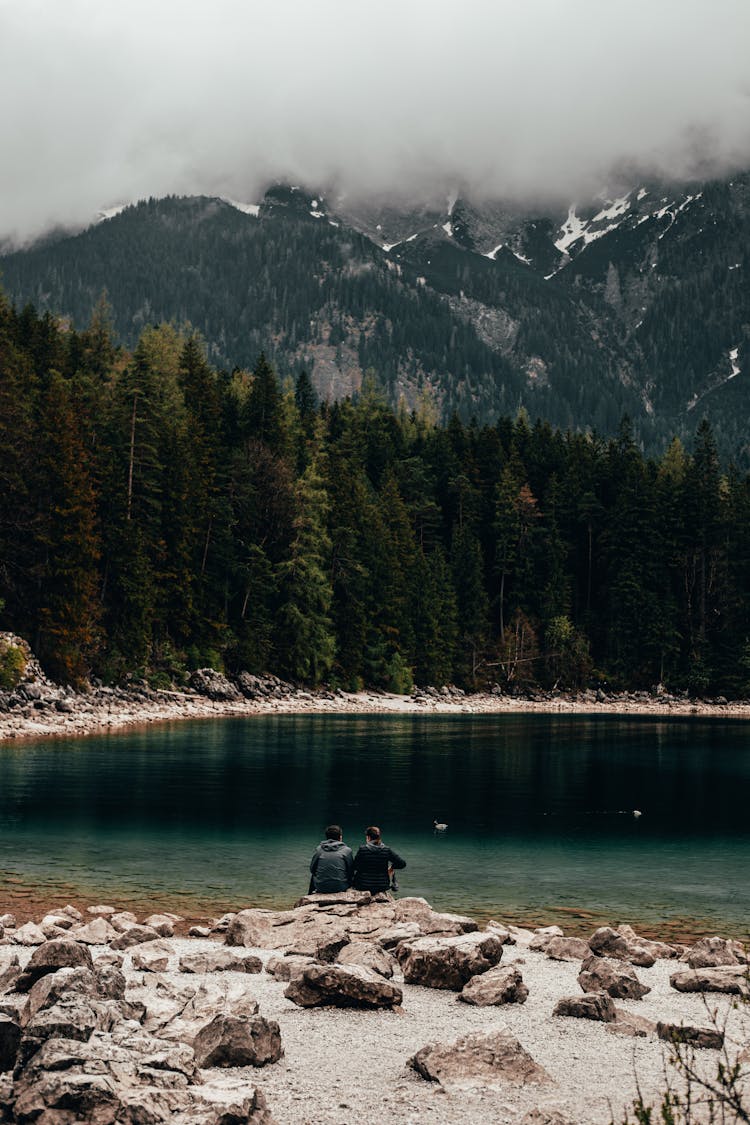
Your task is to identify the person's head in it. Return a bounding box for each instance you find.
[365,825,381,843]
[325,824,343,841]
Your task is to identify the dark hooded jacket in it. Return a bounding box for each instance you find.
[309,838,354,893]
[352,841,406,892]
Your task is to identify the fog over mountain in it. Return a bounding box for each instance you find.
[2,0,749,243]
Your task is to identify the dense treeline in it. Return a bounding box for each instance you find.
[2,293,750,696]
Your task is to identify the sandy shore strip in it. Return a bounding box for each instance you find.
[2,677,750,744]
[1,895,748,1125]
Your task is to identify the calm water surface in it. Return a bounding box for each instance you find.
[0,713,748,937]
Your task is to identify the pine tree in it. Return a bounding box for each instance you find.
[243,352,283,452]
[275,457,335,682]
[0,296,43,637]
[451,524,489,685]
[36,372,101,684]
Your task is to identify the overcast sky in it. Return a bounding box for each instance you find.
[1,0,749,243]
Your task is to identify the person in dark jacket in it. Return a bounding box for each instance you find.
[352,825,406,893]
[309,825,354,893]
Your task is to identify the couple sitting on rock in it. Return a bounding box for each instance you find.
[309,824,405,895]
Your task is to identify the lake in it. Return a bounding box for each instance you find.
[1,712,748,939]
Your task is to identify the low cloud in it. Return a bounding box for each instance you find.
[1,0,749,242]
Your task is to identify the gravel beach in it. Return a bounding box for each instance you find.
[2,678,749,745]
[1,897,748,1125]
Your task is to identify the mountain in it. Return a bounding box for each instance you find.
[1,172,748,461]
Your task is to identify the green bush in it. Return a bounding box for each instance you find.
[0,642,27,690]
[386,651,414,695]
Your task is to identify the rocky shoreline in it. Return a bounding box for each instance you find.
[1,645,749,744]
[0,893,748,1124]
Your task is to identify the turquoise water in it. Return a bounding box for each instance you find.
[0,713,749,937]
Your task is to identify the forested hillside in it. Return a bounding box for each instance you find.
[1,293,748,697]
[1,173,748,463]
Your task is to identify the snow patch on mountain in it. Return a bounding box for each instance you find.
[484,242,531,265]
[383,232,419,252]
[729,346,741,379]
[555,207,589,254]
[554,195,634,255]
[221,199,260,217]
[654,193,701,240]
[97,204,128,222]
[592,195,631,223]
[688,344,742,411]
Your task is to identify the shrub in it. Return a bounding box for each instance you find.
[0,641,27,690]
[386,651,414,695]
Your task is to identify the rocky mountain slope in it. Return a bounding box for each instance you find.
[1,172,748,461]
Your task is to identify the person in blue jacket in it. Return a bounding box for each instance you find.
[309,824,354,893]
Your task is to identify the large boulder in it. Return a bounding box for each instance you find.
[131,941,173,973]
[109,911,138,933]
[142,914,177,938]
[69,916,117,945]
[607,1009,658,1039]
[94,964,126,1001]
[225,909,276,948]
[578,954,651,1000]
[553,992,616,1022]
[0,1014,21,1072]
[588,927,656,967]
[529,926,564,952]
[618,925,678,960]
[670,966,748,994]
[193,1014,283,1068]
[398,932,505,990]
[283,926,350,963]
[12,923,47,947]
[189,1086,276,1124]
[458,965,528,1006]
[681,936,745,969]
[16,939,94,991]
[0,956,21,995]
[485,921,516,945]
[408,1030,551,1087]
[284,963,402,1009]
[25,967,101,1021]
[336,941,395,979]
[375,923,422,949]
[110,925,161,951]
[40,914,74,932]
[657,1022,724,1049]
[11,1030,276,1125]
[189,669,242,701]
[544,937,591,962]
[391,897,477,935]
[19,996,123,1067]
[133,979,261,1046]
[265,955,314,982]
[179,949,263,975]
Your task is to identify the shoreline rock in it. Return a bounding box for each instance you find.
[2,646,750,745]
[0,900,747,1125]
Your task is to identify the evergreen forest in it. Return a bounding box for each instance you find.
[2,292,749,699]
